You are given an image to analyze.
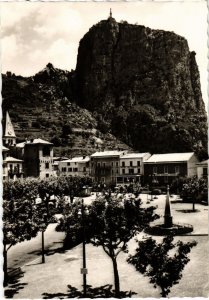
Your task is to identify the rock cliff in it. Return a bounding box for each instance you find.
[2,18,207,159]
[75,17,207,158]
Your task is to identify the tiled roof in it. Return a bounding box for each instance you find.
[31,138,53,145]
[17,139,52,147]
[91,151,126,158]
[120,153,150,159]
[145,152,195,163]
[61,156,90,163]
[4,156,23,162]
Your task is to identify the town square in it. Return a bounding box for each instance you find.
[1,1,208,298]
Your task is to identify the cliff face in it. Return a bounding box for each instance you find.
[75,18,207,158]
[2,64,131,157]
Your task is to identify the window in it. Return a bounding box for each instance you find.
[97,162,101,167]
[62,167,66,172]
[101,177,105,183]
[46,173,49,178]
[138,168,140,174]
[116,162,119,167]
[137,161,140,167]
[116,169,119,174]
[122,169,125,174]
[83,167,86,172]
[130,161,133,167]
[175,166,180,174]
[117,177,123,183]
[153,166,157,173]
[122,161,125,167]
[103,163,106,168]
[74,168,78,172]
[111,162,114,166]
[129,169,134,174]
[45,162,49,169]
[67,162,71,166]
[164,176,168,183]
[68,168,72,172]
[203,168,208,176]
[164,166,168,174]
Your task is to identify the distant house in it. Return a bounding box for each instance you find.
[58,156,90,177]
[117,152,151,185]
[144,152,199,186]
[90,150,128,185]
[23,138,54,179]
[196,160,208,179]
[3,156,23,181]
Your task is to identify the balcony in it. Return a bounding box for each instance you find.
[8,167,23,175]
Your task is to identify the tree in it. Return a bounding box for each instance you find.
[128,235,197,297]
[3,193,46,286]
[88,196,159,297]
[180,176,207,211]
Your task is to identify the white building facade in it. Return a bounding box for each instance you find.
[117,152,151,185]
[58,156,90,177]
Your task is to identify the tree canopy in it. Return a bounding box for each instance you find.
[128,235,197,297]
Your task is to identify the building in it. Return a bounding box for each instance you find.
[117,152,151,185]
[24,138,54,179]
[196,160,208,179]
[3,111,16,147]
[58,156,90,177]
[90,150,127,185]
[3,156,24,181]
[144,152,199,186]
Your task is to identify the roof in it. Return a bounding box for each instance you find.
[16,142,26,148]
[91,151,126,158]
[30,138,53,145]
[4,156,23,162]
[2,146,9,151]
[196,159,208,166]
[17,139,53,147]
[61,156,90,163]
[145,152,195,163]
[120,153,150,159]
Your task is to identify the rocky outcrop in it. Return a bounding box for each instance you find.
[2,18,207,159]
[75,17,207,158]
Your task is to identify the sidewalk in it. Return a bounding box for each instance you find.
[4,235,209,299]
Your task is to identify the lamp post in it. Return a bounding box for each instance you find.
[35,196,47,264]
[78,199,89,298]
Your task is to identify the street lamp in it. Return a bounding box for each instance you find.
[35,196,48,264]
[78,199,89,297]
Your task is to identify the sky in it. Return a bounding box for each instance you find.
[0,1,208,109]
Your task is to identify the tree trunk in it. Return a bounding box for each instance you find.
[111,257,120,298]
[3,243,8,287]
[161,287,167,298]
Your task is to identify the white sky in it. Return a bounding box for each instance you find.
[0,1,208,109]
